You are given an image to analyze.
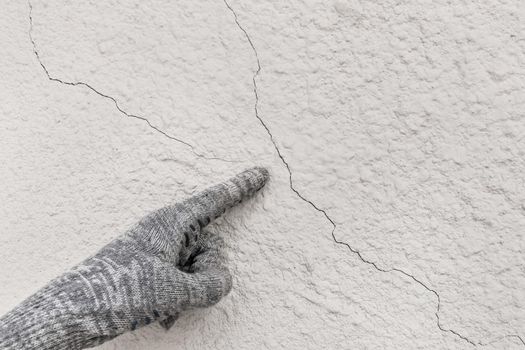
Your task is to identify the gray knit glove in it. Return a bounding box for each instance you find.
[0,167,269,350]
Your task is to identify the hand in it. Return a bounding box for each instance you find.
[0,167,269,350]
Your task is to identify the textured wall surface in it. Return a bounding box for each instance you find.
[1,0,524,349]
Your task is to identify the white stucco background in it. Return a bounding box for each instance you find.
[1,0,524,348]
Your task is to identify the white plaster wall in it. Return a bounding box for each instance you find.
[1,0,524,348]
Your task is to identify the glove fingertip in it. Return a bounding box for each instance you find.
[159,313,179,330]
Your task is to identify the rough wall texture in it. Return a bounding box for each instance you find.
[1,0,524,349]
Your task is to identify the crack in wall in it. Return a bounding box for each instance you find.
[479,334,525,347]
[23,0,523,347]
[28,0,239,164]
[512,335,525,346]
[517,336,525,346]
[222,1,524,347]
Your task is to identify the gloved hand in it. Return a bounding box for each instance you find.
[0,167,269,350]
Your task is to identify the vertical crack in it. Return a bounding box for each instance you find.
[24,0,523,347]
[221,1,522,347]
[28,0,239,164]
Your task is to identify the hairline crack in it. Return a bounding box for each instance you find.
[28,0,239,164]
[222,0,523,347]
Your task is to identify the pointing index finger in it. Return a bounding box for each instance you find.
[171,167,269,232]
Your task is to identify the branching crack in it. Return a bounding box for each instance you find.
[28,0,238,164]
[25,0,522,347]
[222,1,523,347]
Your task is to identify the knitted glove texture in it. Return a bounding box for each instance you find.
[0,167,269,350]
